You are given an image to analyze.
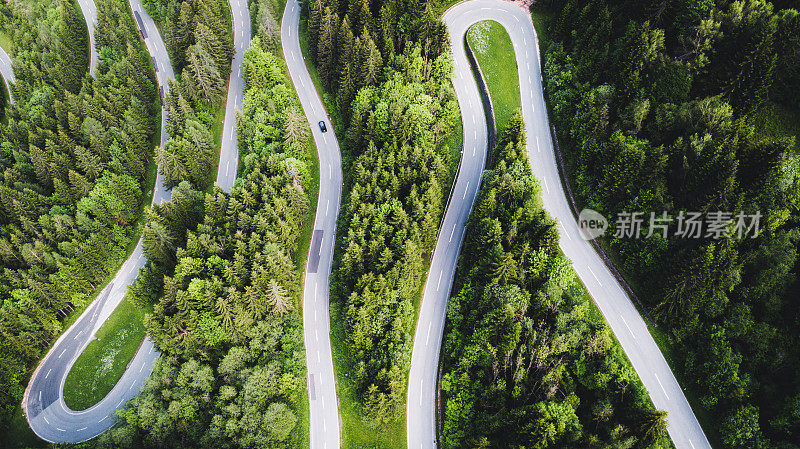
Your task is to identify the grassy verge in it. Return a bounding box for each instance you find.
[63,298,150,411]
[328,299,407,449]
[467,20,520,132]
[749,101,799,154]
[0,30,13,52]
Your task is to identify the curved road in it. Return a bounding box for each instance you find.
[216,0,250,191]
[282,2,342,449]
[77,0,99,76]
[407,2,712,449]
[24,1,174,442]
[25,0,253,441]
[0,44,15,104]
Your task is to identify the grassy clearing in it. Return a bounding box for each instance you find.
[467,20,520,133]
[0,30,13,52]
[63,298,150,411]
[750,101,799,154]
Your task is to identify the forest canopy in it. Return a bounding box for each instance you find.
[93,37,314,449]
[540,0,800,447]
[0,0,159,431]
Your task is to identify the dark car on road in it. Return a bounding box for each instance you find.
[318,121,327,132]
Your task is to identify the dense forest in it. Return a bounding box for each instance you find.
[304,0,460,424]
[304,0,448,120]
[0,0,159,433]
[91,37,314,448]
[142,0,233,190]
[540,0,800,447]
[442,111,671,449]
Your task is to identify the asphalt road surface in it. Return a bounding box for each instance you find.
[24,1,174,442]
[0,43,15,104]
[407,2,712,449]
[215,0,251,192]
[76,0,98,76]
[282,2,343,449]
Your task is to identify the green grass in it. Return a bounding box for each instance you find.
[467,20,520,133]
[750,101,800,154]
[0,30,13,53]
[62,298,150,411]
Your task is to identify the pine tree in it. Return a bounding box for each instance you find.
[317,8,340,90]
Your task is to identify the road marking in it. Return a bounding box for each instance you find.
[140,363,144,373]
[319,237,324,255]
[78,427,87,431]
[473,129,477,139]
[38,391,41,403]
[587,266,602,286]
[472,145,475,156]
[226,161,230,175]
[149,346,153,354]
[560,221,571,240]
[99,416,108,423]
[129,382,135,390]
[542,177,549,193]
[315,329,319,341]
[419,379,424,406]
[449,224,456,242]
[425,321,432,345]
[436,271,442,291]
[621,315,636,339]
[328,164,331,179]
[471,115,475,124]
[317,351,321,362]
[314,307,317,320]
[58,348,67,359]
[326,199,329,216]
[56,427,65,432]
[74,330,82,340]
[689,440,696,449]
[463,181,470,199]
[654,373,670,400]
[536,135,540,152]
[43,416,50,424]
[514,15,520,23]
[45,369,51,379]
[117,399,124,407]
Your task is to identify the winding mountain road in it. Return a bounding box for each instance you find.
[216,0,250,191]
[407,2,712,449]
[282,2,343,449]
[77,0,98,75]
[0,44,15,104]
[23,1,175,442]
[25,0,253,440]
